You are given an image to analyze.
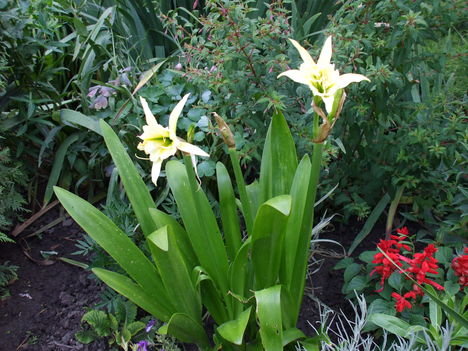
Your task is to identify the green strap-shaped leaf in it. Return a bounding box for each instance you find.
[100,120,156,236]
[158,313,210,349]
[259,110,298,203]
[147,226,201,322]
[252,195,291,290]
[217,307,252,345]
[282,328,306,347]
[60,109,101,134]
[193,266,230,324]
[54,187,173,310]
[166,159,229,297]
[92,268,172,322]
[255,285,283,351]
[148,208,198,270]
[216,162,242,261]
[282,156,311,287]
[44,134,79,204]
[229,238,253,316]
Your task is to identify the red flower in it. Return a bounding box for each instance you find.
[396,227,409,236]
[392,292,413,312]
[404,244,444,291]
[451,248,468,288]
[370,239,403,292]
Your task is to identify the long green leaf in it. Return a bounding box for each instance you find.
[255,285,283,351]
[100,120,156,236]
[348,193,391,255]
[60,109,101,134]
[93,268,172,322]
[229,238,253,316]
[217,307,252,345]
[54,187,173,310]
[148,208,197,269]
[193,266,230,324]
[159,313,210,348]
[259,110,298,203]
[284,155,315,323]
[44,134,79,204]
[216,162,242,261]
[252,195,291,290]
[282,156,311,289]
[166,159,229,296]
[147,225,201,322]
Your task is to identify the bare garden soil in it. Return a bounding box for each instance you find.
[0,207,391,351]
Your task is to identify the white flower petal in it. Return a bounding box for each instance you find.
[322,95,335,114]
[169,93,190,138]
[336,73,370,89]
[176,141,209,157]
[151,160,162,185]
[278,69,310,86]
[289,39,315,65]
[140,97,158,126]
[318,36,333,66]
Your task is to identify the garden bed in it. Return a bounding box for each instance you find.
[0,208,390,350]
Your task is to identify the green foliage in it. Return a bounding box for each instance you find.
[0,147,27,236]
[0,261,18,299]
[161,0,334,166]
[321,0,467,235]
[56,109,325,349]
[75,298,147,350]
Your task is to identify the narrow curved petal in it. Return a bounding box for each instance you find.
[140,97,157,126]
[151,160,162,185]
[318,36,333,66]
[169,93,190,138]
[289,39,315,65]
[322,95,335,114]
[176,141,209,157]
[278,69,310,86]
[336,73,370,89]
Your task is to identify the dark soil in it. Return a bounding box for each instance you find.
[0,209,106,351]
[0,206,390,351]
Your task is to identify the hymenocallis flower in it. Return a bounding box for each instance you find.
[278,37,369,113]
[137,94,209,185]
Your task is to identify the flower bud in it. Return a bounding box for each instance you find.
[213,112,235,149]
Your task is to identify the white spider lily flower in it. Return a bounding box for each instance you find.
[137,94,209,184]
[278,37,369,113]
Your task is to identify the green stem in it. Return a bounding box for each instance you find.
[229,148,254,236]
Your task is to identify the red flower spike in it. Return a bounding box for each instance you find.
[392,292,413,312]
[451,248,468,288]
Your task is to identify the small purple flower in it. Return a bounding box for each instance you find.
[87,85,101,98]
[100,86,116,97]
[92,95,108,110]
[136,340,149,351]
[120,72,131,86]
[145,319,155,333]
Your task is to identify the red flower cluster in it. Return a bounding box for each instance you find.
[451,248,468,288]
[370,227,445,313]
[400,244,444,292]
[391,291,416,312]
[370,227,410,292]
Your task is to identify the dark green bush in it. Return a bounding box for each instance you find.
[319,0,467,237]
